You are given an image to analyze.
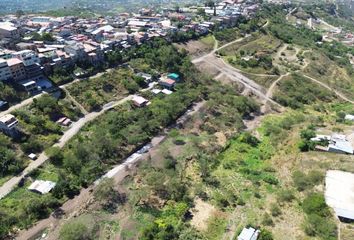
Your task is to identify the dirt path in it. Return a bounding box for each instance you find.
[303,75,354,104]
[0,84,155,199]
[60,87,88,115]
[16,100,206,240]
[265,73,290,99]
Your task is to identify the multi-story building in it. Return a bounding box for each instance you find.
[12,50,42,79]
[7,58,26,82]
[0,114,19,137]
[0,22,21,39]
[64,41,87,62]
[0,59,12,81]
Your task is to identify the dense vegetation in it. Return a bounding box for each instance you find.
[0,38,204,239]
[273,74,336,109]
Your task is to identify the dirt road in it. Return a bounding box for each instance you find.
[16,100,206,240]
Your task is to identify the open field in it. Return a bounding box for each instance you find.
[220,33,282,75]
[174,34,216,57]
[66,68,135,112]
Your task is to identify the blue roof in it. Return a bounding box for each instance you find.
[168,73,180,79]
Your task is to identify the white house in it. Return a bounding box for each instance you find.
[0,114,19,137]
[238,227,260,240]
[325,170,354,221]
[132,95,150,107]
[28,180,56,194]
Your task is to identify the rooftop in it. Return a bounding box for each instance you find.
[7,58,23,66]
[325,170,354,220]
[28,180,56,195]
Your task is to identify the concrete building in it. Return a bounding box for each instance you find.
[28,180,56,194]
[7,58,26,82]
[0,114,19,137]
[325,170,354,221]
[12,50,42,79]
[238,227,260,240]
[0,22,21,39]
[0,59,12,81]
[64,41,87,62]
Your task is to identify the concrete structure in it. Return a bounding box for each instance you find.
[19,80,38,92]
[7,58,26,81]
[238,227,260,240]
[132,95,150,107]
[159,77,175,89]
[12,50,42,79]
[64,41,87,62]
[345,114,354,121]
[0,22,21,39]
[0,59,12,81]
[28,180,56,194]
[325,170,354,221]
[0,114,19,137]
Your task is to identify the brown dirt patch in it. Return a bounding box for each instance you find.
[191,198,216,231]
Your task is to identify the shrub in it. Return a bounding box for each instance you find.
[277,189,295,202]
[302,193,330,217]
[292,171,309,191]
[262,213,274,226]
[270,203,281,217]
[59,221,93,240]
[258,229,274,240]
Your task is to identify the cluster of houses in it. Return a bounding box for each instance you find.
[0,0,259,99]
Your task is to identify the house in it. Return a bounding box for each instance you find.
[159,77,175,89]
[238,227,260,240]
[328,140,353,154]
[167,73,180,81]
[64,41,87,62]
[7,58,26,81]
[0,114,19,137]
[345,114,354,121]
[12,50,42,79]
[0,22,21,39]
[0,59,12,81]
[132,95,150,107]
[19,80,38,93]
[56,117,72,127]
[28,180,56,194]
[325,170,354,221]
[136,72,153,83]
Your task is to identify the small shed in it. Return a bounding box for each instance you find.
[28,153,37,160]
[28,180,56,194]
